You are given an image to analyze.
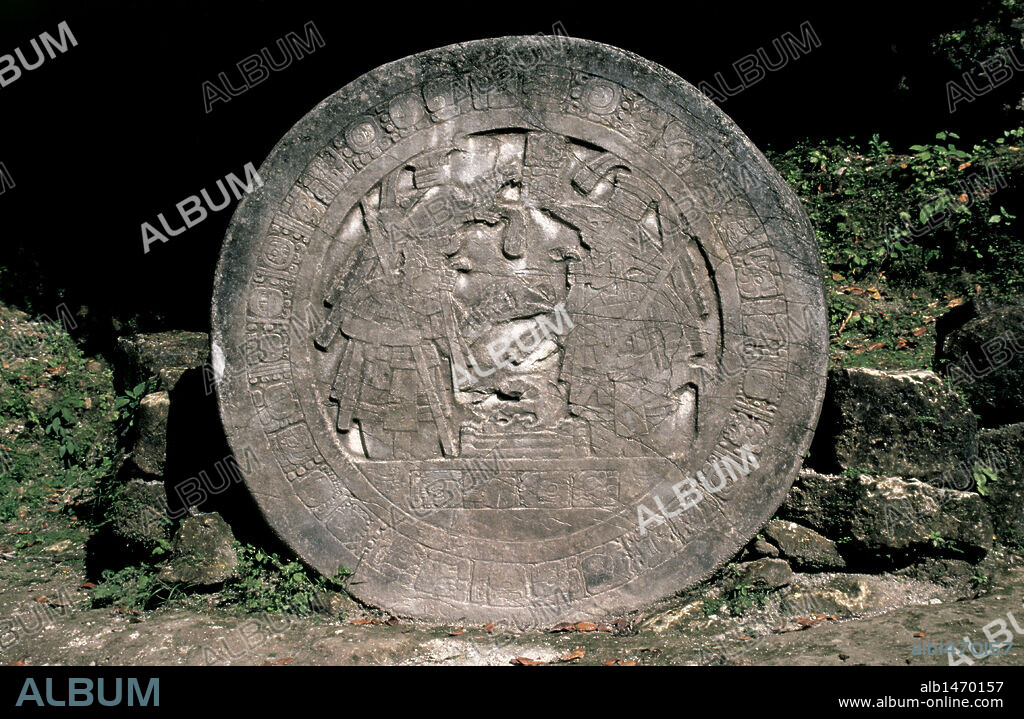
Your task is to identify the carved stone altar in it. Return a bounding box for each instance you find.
[211,36,828,626]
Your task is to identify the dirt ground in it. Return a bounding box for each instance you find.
[3,540,1022,667]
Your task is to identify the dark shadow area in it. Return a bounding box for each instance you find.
[0,0,1016,339]
[162,367,292,554]
[804,385,843,474]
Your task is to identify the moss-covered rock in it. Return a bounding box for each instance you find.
[937,302,1024,427]
[978,422,1024,549]
[128,391,169,477]
[106,478,172,551]
[810,367,977,485]
[763,519,846,571]
[114,332,209,394]
[782,469,993,565]
[734,558,793,590]
[157,512,237,587]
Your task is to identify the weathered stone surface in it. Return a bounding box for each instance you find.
[211,37,828,624]
[781,469,993,564]
[810,367,977,486]
[781,574,929,617]
[158,513,237,586]
[107,478,172,550]
[978,422,1024,547]
[894,556,991,597]
[129,391,170,476]
[734,558,793,590]
[312,591,358,618]
[739,537,780,561]
[936,301,1024,427]
[762,519,845,571]
[115,331,209,393]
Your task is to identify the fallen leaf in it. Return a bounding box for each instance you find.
[574,621,598,632]
[8,658,25,666]
[947,297,965,308]
[604,658,639,666]
[738,635,754,640]
[914,632,926,638]
[510,656,543,666]
[912,327,927,337]
[483,622,495,634]
[867,342,884,351]
[268,657,294,665]
[447,627,464,636]
[832,273,845,282]
[958,161,972,171]
[351,617,376,626]
[559,647,586,662]
[385,617,399,626]
[80,582,96,590]
[33,596,47,603]
[550,621,576,633]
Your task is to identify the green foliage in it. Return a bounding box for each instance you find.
[701,597,724,616]
[930,0,1022,71]
[702,579,772,617]
[151,537,173,558]
[45,405,80,466]
[724,583,770,616]
[90,565,181,610]
[770,129,1024,293]
[114,380,155,439]
[219,543,348,616]
[768,127,1024,368]
[973,464,997,496]
[0,304,117,530]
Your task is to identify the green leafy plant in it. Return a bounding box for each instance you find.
[219,543,345,616]
[724,583,770,616]
[701,597,724,616]
[768,126,1024,370]
[114,380,155,438]
[90,565,181,610]
[973,465,997,496]
[44,405,80,466]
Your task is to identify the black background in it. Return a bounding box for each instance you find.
[0,0,1017,345]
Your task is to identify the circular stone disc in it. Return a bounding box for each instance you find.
[212,36,828,627]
